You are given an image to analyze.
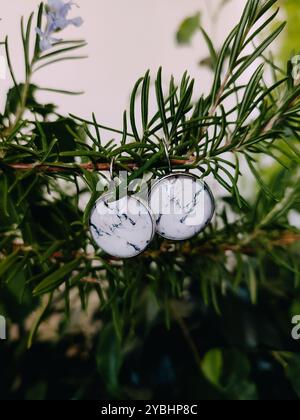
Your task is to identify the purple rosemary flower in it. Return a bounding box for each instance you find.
[36,0,83,52]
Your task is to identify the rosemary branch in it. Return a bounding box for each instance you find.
[8,231,300,265]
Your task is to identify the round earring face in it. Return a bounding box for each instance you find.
[90,195,156,258]
[149,173,215,241]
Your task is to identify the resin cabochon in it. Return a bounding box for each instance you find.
[90,195,156,258]
[149,174,215,241]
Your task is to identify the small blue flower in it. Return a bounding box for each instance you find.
[36,0,83,52]
[36,28,60,51]
[48,0,83,30]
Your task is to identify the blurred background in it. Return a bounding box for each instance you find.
[1,0,246,129]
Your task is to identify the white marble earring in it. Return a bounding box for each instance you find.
[149,141,215,241]
[89,160,156,259]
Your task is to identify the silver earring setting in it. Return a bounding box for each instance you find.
[149,172,215,241]
[149,140,215,241]
[89,144,215,258]
[89,159,156,259]
[90,194,156,258]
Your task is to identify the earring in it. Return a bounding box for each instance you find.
[149,140,215,241]
[89,159,156,259]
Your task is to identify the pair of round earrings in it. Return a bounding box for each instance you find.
[89,143,215,259]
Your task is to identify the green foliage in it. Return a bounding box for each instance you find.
[286,354,300,397]
[277,0,300,63]
[96,324,123,398]
[176,12,201,45]
[0,0,300,400]
[202,349,223,386]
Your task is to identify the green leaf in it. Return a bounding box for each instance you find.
[121,111,128,145]
[38,87,84,95]
[17,174,39,206]
[34,55,87,72]
[211,26,237,104]
[199,27,218,70]
[70,114,135,138]
[229,0,253,69]
[246,155,279,201]
[5,84,56,118]
[223,350,257,400]
[141,70,150,131]
[33,258,82,296]
[127,150,163,184]
[286,354,300,398]
[96,324,123,397]
[92,112,102,148]
[229,23,286,85]
[170,78,194,139]
[24,13,34,75]
[0,250,20,278]
[237,64,264,121]
[34,2,44,58]
[155,67,169,140]
[37,42,87,61]
[176,12,201,45]
[247,261,257,304]
[83,189,99,226]
[27,293,53,349]
[39,240,65,264]
[255,0,277,21]
[4,37,21,99]
[0,174,9,218]
[33,118,79,160]
[242,8,280,51]
[202,349,223,387]
[130,77,143,141]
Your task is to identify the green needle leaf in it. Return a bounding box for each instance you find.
[33,258,82,296]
